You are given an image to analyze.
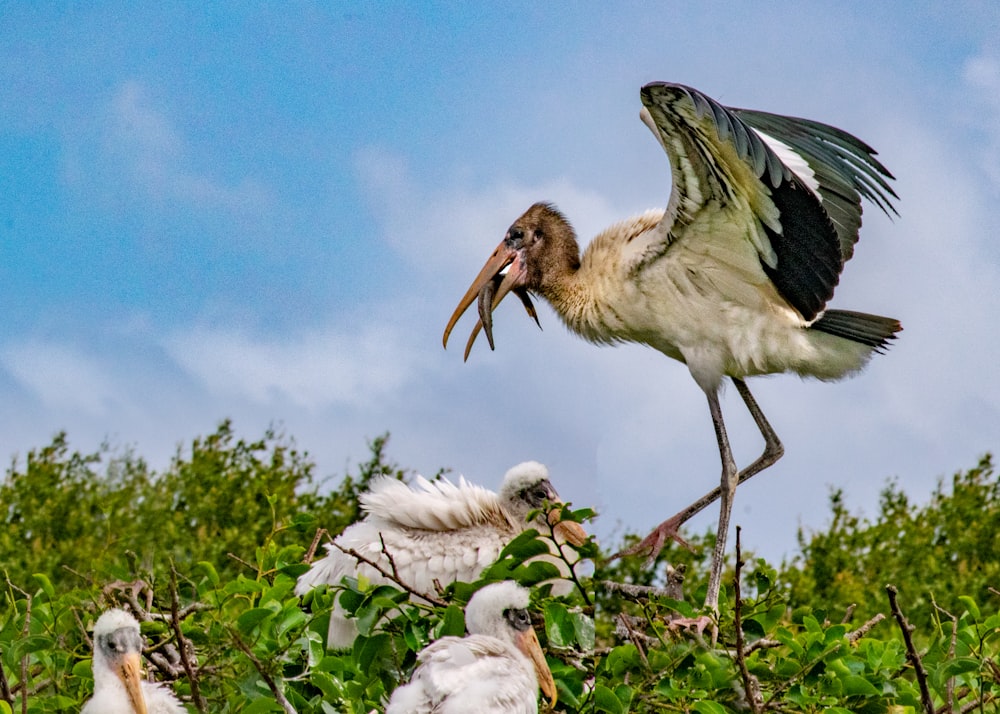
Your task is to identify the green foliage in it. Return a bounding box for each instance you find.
[1,425,998,713]
[782,454,1000,630]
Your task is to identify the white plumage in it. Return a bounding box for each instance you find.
[296,461,587,649]
[386,581,556,714]
[82,609,187,714]
[444,81,900,610]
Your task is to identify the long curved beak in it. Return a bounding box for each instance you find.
[516,625,557,708]
[118,651,149,714]
[442,240,538,361]
[551,513,589,548]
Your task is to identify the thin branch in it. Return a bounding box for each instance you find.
[304,528,330,564]
[227,552,257,573]
[615,613,652,668]
[600,568,686,602]
[932,597,959,714]
[743,638,781,655]
[545,503,593,607]
[19,589,29,714]
[231,631,298,714]
[847,613,886,644]
[331,541,447,608]
[0,647,12,705]
[4,577,32,714]
[886,585,934,714]
[840,603,857,624]
[170,563,207,713]
[733,528,761,714]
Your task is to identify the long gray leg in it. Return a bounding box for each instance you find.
[704,389,738,612]
[613,379,785,605]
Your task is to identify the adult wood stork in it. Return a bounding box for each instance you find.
[82,609,186,714]
[295,461,587,649]
[443,82,900,610]
[386,580,556,714]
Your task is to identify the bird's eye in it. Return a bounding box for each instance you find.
[509,228,524,242]
[504,608,532,631]
[533,488,548,502]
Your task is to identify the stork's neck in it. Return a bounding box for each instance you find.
[539,211,664,344]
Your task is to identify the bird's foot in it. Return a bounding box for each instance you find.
[612,515,693,567]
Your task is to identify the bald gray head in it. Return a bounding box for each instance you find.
[498,461,561,526]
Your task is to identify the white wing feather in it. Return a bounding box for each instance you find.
[386,636,538,714]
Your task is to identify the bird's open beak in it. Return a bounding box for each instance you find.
[117,651,149,714]
[516,625,557,708]
[442,240,540,361]
[550,511,589,548]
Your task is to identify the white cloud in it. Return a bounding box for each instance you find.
[104,81,274,217]
[962,51,1000,188]
[163,323,422,411]
[353,146,622,277]
[0,341,120,416]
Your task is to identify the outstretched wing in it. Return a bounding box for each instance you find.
[638,82,895,321]
[734,107,898,263]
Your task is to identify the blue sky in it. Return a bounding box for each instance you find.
[2,3,999,563]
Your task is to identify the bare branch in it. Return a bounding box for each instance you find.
[231,631,298,714]
[733,528,761,714]
[170,563,207,713]
[847,613,886,644]
[886,585,934,714]
[303,528,330,564]
[331,542,447,608]
[615,613,651,668]
[600,567,685,602]
[840,603,856,624]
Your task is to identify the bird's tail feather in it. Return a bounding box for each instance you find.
[811,309,901,352]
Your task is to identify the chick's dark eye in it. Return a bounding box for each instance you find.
[509,228,524,241]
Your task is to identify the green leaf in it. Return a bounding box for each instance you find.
[237,607,276,635]
[939,656,982,679]
[545,602,575,648]
[438,604,466,637]
[571,610,596,651]
[196,561,220,586]
[958,596,980,620]
[841,675,880,696]
[31,573,55,599]
[593,684,625,713]
[692,701,730,714]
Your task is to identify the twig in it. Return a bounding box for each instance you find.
[600,570,685,602]
[886,585,934,714]
[227,552,257,572]
[847,613,886,644]
[932,597,959,714]
[615,613,651,668]
[733,528,761,714]
[19,591,29,714]
[743,638,781,655]
[231,631,298,714]
[170,563,207,713]
[304,528,330,564]
[3,577,31,714]
[840,603,856,624]
[331,542,447,608]
[545,503,593,607]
